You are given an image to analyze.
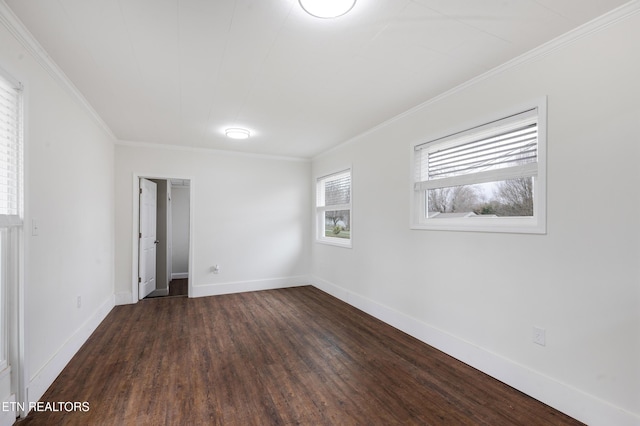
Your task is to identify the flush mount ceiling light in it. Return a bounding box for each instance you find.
[225,128,251,140]
[299,0,356,18]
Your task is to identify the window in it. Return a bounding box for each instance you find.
[0,73,23,227]
[411,99,546,233]
[316,169,352,247]
[0,70,23,372]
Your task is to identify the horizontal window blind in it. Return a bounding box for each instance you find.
[415,108,538,191]
[317,170,351,207]
[316,169,352,246]
[0,74,22,227]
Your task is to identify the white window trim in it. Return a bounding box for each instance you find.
[0,66,25,417]
[410,98,547,234]
[316,168,352,248]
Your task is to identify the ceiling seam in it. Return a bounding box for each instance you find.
[228,2,297,131]
[116,0,147,139]
[198,0,239,145]
[115,139,310,162]
[312,0,640,160]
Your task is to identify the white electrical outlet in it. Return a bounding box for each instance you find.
[77,296,82,309]
[533,326,546,346]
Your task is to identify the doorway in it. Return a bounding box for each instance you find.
[135,176,192,301]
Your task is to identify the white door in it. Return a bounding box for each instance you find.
[139,178,158,299]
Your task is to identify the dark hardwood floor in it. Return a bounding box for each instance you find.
[168,278,188,297]
[144,279,188,299]
[18,286,583,425]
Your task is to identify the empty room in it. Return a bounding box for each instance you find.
[0,0,638,424]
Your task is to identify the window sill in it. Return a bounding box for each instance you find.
[316,238,352,248]
[411,217,545,234]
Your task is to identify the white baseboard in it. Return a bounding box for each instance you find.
[0,393,16,426]
[309,275,639,426]
[191,275,309,298]
[27,295,115,404]
[171,272,188,280]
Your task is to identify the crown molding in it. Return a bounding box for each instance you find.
[3,0,638,158]
[0,1,117,141]
[314,0,640,160]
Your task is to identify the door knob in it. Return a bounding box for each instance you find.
[154,240,160,244]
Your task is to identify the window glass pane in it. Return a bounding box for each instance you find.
[0,228,6,367]
[0,76,21,217]
[427,177,534,218]
[415,108,538,186]
[324,174,350,206]
[426,124,537,180]
[324,210,350,238]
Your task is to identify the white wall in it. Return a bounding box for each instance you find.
[3,2,637,424]
[0,14,115,406]
[115,144,311,301]
[171,185,190,276]
[311,10,640,426]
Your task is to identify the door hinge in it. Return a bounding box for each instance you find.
[138,277,141,283]
[139,232,142,238]
[139,188,142,194]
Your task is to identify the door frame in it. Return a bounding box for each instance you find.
[138,178,158,299]
[131,174,194,303]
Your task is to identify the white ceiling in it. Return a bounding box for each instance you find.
[5,0,630,158]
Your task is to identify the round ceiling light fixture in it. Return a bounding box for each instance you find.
[299,0,356,18]
[225,128,251,140]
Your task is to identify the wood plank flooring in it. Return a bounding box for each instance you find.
[18,286,583,425]
[168,278,188,297]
